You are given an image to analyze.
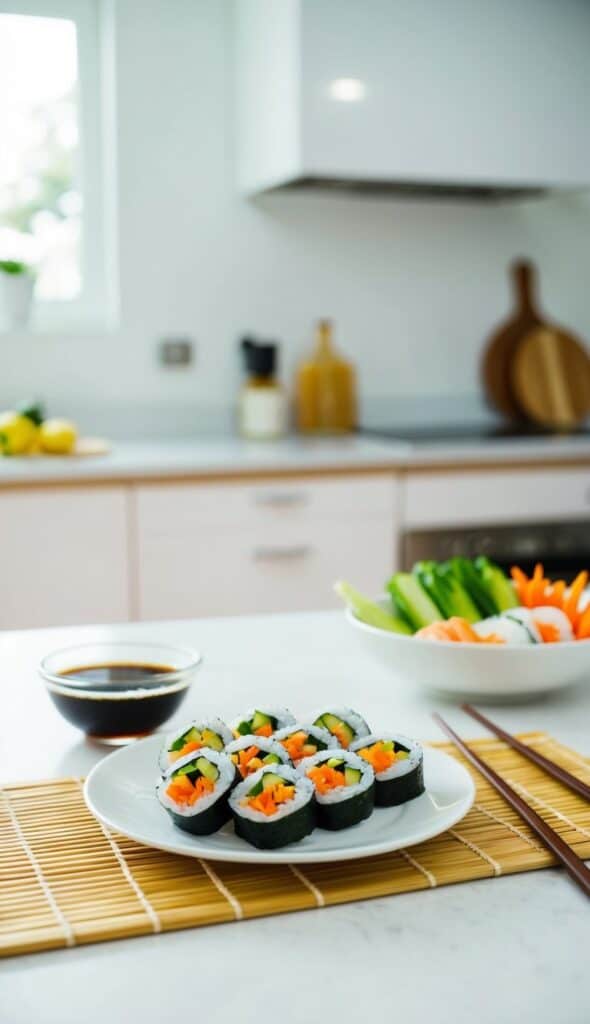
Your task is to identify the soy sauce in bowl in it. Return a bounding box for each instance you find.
[40,643,201,745]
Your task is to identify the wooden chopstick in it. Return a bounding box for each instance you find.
[461,704,590,803]
[432,712,590,898]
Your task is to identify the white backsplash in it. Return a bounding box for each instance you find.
[2,0,590,431]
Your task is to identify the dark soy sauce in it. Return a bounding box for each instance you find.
[49,662,189,743]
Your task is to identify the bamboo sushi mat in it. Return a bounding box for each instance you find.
[2,731,590,958]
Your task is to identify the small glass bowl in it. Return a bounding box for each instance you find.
[40,641,201,745]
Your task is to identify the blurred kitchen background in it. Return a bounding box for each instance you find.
[2,0,590,630]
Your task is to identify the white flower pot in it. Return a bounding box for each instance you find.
[0,272,35,329]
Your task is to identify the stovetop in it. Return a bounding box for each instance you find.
[360,422,590,443]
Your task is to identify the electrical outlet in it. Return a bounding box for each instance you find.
[158,337,194,367]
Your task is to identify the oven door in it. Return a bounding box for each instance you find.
[402,520,590,583]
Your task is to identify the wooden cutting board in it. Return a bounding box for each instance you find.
[481,261,542,417]
[511,326,590,429]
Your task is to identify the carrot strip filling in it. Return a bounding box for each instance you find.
[166,773,214,807]
[280,732,317,763]
[168,739,202,764]
[243,783,295,816]
[357,741,397,774]
[306,764,345,795]
[254,723,273,738]
[331,724,353,748]
[536,622,560,644]
[231,746,265,778]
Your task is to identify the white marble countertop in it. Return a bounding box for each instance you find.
[2,432,590,487]
[1,610,589,1023]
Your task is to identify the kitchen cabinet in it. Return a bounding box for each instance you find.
[0,487,130,629]
[236,0,590,196]
[135,475,398,619]
[402,467,590,529]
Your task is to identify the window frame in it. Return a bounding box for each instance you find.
[0,0,116,331]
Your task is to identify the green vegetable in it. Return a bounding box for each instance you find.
[262,772,284,790]
[195,757,219,782]
[344,767,361,786]
[201,728,224,751]
[251,710,273,731]
[317,715,354,746]
[448,557,498,617]
[262,753,281,764]
[387,573,442,630]
[0,260,29,275]
[17,400,45,427]
[334,581,413,634]
[413,561,480,623]
[174,759,199,777]
[169,726,198,752]
[326,756,345,769]
[475,557,519,612]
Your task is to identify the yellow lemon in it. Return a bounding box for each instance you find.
[39,418,78,455]
[0,411,38,455]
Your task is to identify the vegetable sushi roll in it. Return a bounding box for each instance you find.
[308,707,370,749]
[157,748,236,835]
[159,717,233,774]
[298,749,375,830]
[229,764,315,849]
[225,734,291,779]
[274,723,340,765]
[231,706,295,739]
[350,733,425,807]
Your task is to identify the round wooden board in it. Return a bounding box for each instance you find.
[511,327,590,429]
[481,261,542,418]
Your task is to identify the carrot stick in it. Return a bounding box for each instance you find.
[564,571,589,626]
[525,579,538,608]
[576,605,590,639]
[510,566,529,604]
[549,580,566,607]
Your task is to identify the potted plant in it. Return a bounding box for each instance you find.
[0,260,35,329]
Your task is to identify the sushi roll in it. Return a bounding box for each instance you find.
[308,706,370,749]
[350,733,425,807]
[159,717,233,775]
[229,764,315,850]
[231,706,296,739]
[527,606,573,643]
[473,614,537,645]
[274,723,340,765]
[157,747,236,835]
[298,749,375,830]
[225,734,291,779]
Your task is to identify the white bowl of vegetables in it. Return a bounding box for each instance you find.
[337,560,590,700]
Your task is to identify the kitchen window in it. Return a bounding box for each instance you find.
[0,0,113,329]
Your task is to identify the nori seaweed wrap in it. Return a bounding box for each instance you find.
[225,734,291,779]
[158,717,233,775]
[349,733,424,807]
[157,747,236,835]
[297,749,375,830]
[307,706,370,749]
[229,764,315,849]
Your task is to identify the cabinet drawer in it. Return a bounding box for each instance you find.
[137,518,394,620]
[404,468,590,528]
[0,487,130,629]
[136,475,396,533]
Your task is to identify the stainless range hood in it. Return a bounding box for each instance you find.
[264,176,552,203]
[236,1,590,201]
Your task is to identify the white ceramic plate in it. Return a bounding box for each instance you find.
[84,734,475,865]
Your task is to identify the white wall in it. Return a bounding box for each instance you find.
[2,0,590,435]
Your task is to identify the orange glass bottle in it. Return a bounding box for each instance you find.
[295,320,357,434]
